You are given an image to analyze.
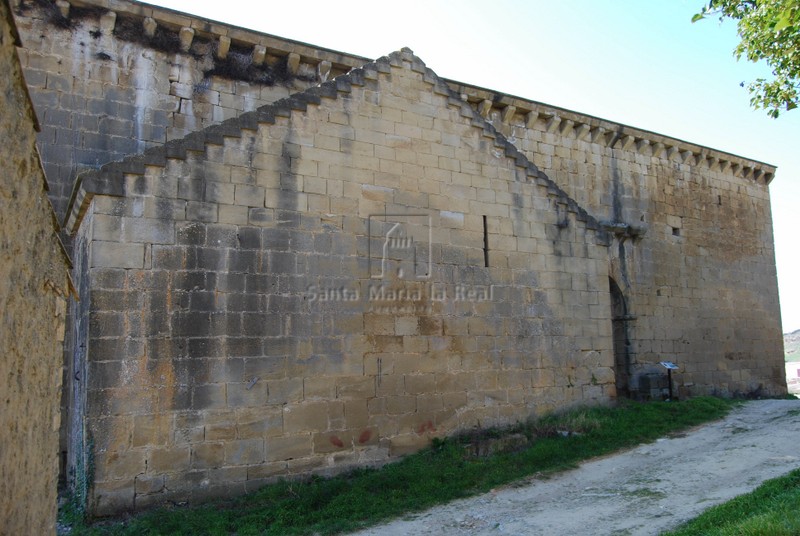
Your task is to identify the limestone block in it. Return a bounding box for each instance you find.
[386,395,416,415]
[501,105,516,125]
[265,434,312,462]
[190,443,224,469]
[314,430,353,453]
[286,52,300,75]
[91,241,145,269]
[55,0,69,19]
[389,434,430,456]
[205,422,237,441]
[545,115,561,134]
[283,402,331,434]
[217,36,231,60]
[318,60,331,82]
[134,474,165,495]
[251,45,267,66]
[666,215,682,229]
[92,479,135,517]
[224,439,265,465]
[142,17,157,38]
[336,376,376,399]
[99,11,117,33]
[148,447,190,473]
[619,135,635,151]
[179,27,195,53]
[478,100,492,118]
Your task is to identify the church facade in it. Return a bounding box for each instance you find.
[10,0,786,515]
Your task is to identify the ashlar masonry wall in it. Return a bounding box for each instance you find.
[12,0,784,400]
[465,93,785,398]
[66,49,614,514]
[12,0,365,217]
[13,0,787,518]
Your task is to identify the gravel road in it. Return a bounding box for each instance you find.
[351,398,800,536]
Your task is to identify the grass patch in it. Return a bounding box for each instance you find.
[664,468,800,536]
[64,397,734,535]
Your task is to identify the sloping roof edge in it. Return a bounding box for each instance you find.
[64,47,611,247]
[448,80,777,181]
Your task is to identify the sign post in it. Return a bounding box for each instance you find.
[660,361,679,400]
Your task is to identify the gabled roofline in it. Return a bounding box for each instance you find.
[64,47,611,248]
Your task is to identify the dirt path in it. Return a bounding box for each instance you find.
[351,399,800,536]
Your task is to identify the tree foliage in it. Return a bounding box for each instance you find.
[694,0,800,118]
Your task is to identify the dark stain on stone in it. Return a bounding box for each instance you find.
[202,43,299,86]
[610,156,623,222]
[26,0,107,29]
[418,316,443,336]
[275,123,300,213]
[113,15,188,56]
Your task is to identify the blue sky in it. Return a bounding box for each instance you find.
[149,0,800,333]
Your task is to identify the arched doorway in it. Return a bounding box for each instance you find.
[609,277,631,398]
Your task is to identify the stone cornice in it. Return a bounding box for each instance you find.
[19,0,371,78]
[25,0,776,185]
[447,81,777,185]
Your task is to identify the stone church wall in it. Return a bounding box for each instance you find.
[8,0,786,517]
[11,0,783,400]
[65,50,614,514]
[466,95,784,398]
[12,0,365,217]
[0,0,71,531]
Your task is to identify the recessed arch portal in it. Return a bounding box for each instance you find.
[609,277,632,398]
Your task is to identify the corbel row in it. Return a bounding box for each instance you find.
[41,0,338,80]
[475,100,774,183]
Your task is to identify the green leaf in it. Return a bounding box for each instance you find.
[774,12,792,32]
[691,13,706,23]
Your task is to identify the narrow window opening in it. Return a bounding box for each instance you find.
[482,215,489,267]
[672,227,681,237]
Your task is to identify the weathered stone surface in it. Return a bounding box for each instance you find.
[12,2,360,217]
[0,3,71,532]
[64,53,625,513]
[10,0,784,519]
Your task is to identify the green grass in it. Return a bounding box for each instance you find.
[664,468,800,536]
[65,397,734,536]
